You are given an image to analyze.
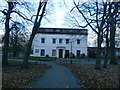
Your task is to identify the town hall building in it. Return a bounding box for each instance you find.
[30,27,88,58]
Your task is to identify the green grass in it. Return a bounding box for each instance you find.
[9,56,57,61]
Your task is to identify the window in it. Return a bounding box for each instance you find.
[52,38,56,43]
[41,38,45,43]
[76,50,81,56]
[52,50,56,56]
[65,50,69,58]
[66,39,69,44]
[35,49,39,53]
[77,39,80,44]
[59,39,63,44]
[41,49,45,56]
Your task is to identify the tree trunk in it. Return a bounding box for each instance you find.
[108,2,118,64]
[95,33,101,70]
[22,22,40,67]
[109,20,117,64]
[2,26,9,65]
[103,19,109,68]
[104,30,109,68]
[22,1,48,68]
[22,28,36,68]
[2,10,10,66]
[2,2,14,65]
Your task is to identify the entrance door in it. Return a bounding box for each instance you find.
[59,49,63,58]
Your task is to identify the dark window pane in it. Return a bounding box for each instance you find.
[77,39,80,44]
[52,50,56,56]
[35,49,39,53]
[41,38,45,43]
[77,50,81,56]
[59,39,63,44]
[66,39,69,44]
[41,49,45,56]
[65,50,69,58]
[52,38,56,43]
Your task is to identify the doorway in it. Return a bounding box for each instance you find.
[59,49,63,58]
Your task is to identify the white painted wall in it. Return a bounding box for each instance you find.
[30,33,87,58]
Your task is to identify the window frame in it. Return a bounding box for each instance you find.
[41,38,45,43]
[35,49,39,53]
[76,50,81,56]
[66,39,69,44]
[41,49,45,56]
[52,49,56,57]
[77,39,80,44]
[52,38,56,44]
[59,38,63,44]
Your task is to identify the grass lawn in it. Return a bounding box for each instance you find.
[9,56,57,61]
[2,60,51,88]
[66,64,120,89]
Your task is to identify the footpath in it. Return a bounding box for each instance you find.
[27,61,82,88]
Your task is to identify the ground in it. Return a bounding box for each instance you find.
[27,61,81,88]
[2,59,120,89]
[2,60,50,88]
[65,64,120,89]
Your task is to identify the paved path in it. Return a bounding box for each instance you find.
[27,61,82,88]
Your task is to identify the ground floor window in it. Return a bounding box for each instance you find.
[76,50,81,57]
[52,49,56,56]
[65,50,69,58]
[41,49,45,56]
[35,49,39,53]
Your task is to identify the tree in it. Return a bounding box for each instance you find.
[0,0,33,65]
[9,21,29,57]
[22,0,48,67]
[108,2,120,64]
[65,0,120,69]
[71,0,108,70]
[1,2,15,65]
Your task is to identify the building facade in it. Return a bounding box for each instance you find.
[30,27,88,58]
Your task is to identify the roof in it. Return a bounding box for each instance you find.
[36,27,88,35]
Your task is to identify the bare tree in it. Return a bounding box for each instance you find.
[71,0,108,70]
[65,0,120,69]
[108,2,120,64]
[1,2,16,65]
[9,21,29,57]
[0,0,34,65]
[22,0,48,67]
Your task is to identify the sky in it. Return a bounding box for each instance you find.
[0,0,97,47]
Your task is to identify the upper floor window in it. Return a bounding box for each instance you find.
[41,38,45,43]
[66,39,69,44]
[77,39,80,44]
[52,38,56,44]
[59,39,63,44]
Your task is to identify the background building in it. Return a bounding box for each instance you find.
[30,27,88,58]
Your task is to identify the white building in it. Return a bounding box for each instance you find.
[30,27,88,58]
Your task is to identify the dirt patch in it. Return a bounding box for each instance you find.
[2,60,50,88]
[66,64,120,89]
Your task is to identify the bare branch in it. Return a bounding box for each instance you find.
[11,10,33,23]
[73,1,98,34]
